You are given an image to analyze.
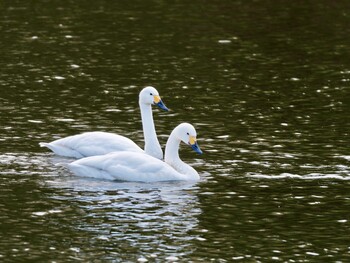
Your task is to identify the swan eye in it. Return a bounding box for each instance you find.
[186,132,189,135]
[150,93,153,96]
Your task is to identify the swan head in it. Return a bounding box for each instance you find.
[139,86,169,111]
[175,123,203,155]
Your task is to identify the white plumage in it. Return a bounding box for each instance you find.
[40,131,142,159]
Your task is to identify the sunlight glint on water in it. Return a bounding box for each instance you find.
[1,0,350,262]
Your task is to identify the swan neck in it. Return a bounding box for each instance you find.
[139,102,161,157]
[164,132,181,164]
[165,130,199,180]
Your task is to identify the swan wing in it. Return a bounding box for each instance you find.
[40,131,143,158]
[66,152,187,182]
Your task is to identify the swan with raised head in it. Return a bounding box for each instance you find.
[62,123,203,182]
[40,86,168,159]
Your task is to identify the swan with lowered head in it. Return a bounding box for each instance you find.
[62,123,203,182]
[40,86,168,159]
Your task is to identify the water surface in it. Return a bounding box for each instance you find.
[1,1,350,262]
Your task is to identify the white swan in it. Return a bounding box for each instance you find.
[40,86,168,159]
[62,123,203,182]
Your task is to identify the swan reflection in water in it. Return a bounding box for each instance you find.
[46,174,203,257]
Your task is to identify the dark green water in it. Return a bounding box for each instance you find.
[1,1,350,262]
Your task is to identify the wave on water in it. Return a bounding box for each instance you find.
[247,172,350,180]
[337,155,350,161]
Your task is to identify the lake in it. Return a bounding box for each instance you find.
[1,0,350,262]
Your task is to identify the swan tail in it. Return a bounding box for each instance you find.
[55,162,69,168]
[39,142,49,148]
[39,142,84,159]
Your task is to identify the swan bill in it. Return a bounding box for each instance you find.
[189,136,203,154]
[154,97,169,111]
[153,95,161,103]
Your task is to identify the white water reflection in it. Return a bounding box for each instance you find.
[47,177,202,261]
[248,172,350,180]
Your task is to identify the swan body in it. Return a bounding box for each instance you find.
[40,86,168,159]
[40,132,143,159]
[63,123,203,182]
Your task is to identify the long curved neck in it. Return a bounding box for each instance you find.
[165,131,198,179]
[139,102,162,159]
[164,131,181,166]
